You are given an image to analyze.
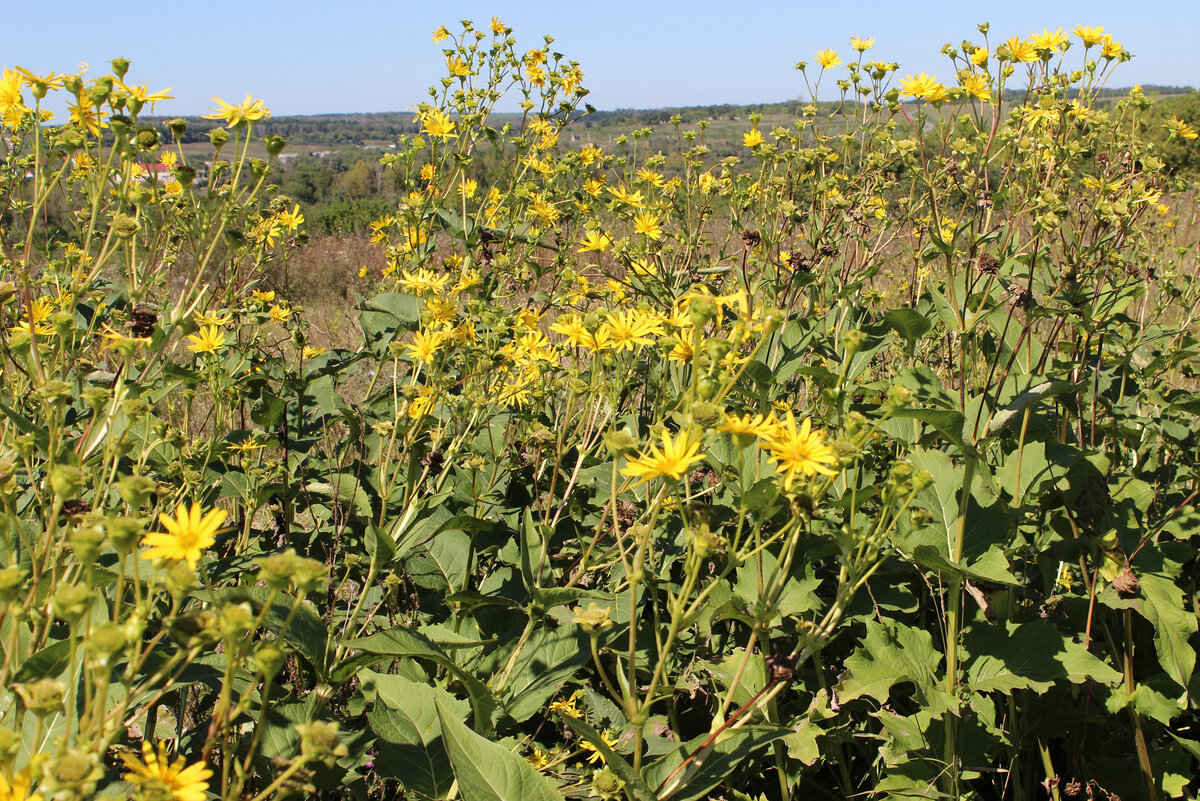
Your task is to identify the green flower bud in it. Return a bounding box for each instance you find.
[218,601,256,641]
[292,557,328,595]
[167,118,188,138]
[604,428,638,457]
[51,583,93,621]
[264,135,287,156]
[86,621,127,662]
[165,560,199,600]
[255,550,299,591]
[690,401,723,429]
[208,128,229,148]
[14,677,66,716]
[106,515,143,553]
[571,602,613,633]
[37,379,73,407]
[70,524,107,563]
[0,727,19,764]
[135,127,160,150]
[254,644,286,680]
[296,721,348,766]
[111,58,130,79]
[110,213,140,238]
[0,567,28,605]
[49,464,85,498]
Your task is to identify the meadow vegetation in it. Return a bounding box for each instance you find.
[2,18,1200,801]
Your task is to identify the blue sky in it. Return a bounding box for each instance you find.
[6,0,1199,117]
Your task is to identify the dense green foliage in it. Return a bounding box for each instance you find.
[2,21,1200,801]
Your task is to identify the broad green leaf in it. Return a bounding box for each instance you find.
[643,724,790,801]
[985,380,1076,437]
[839,620,943,709]
[359,292,422,355]
[1137,573,1197,692]
[491,625,591,723]
[964,621,1121,693]
[342,628,500,733]
[883,308,933,342]
[435,699,564,801]
[363,670,462,799]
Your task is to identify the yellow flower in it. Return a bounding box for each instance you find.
[633,212,662,240]
[268,304,292,323]
[548,693,583,718]
[0,766,42,801]
[407,329,447,364]
[969,47,989,67]
[1003,37,1038,64]
[277,204,304,231]
[621,429,705,484]
[815,49,843,69]
[899,73,945,101]
[579,729,621,765]
[419,109,457,139]
[600,309,662,351]
[143,504,227,569]
[958,73,991,102]
[67,95,105,137]
[302,345,326,359]
[850,36,874,52]
[719,412,783,442]
[1099,35,1123,60]
[122,740,213,801]
[203,94,270,127]
[118,80,173,111]
[635,167,665,187]
[446,56,471,78]
[186,325,226,354]
[432,25,450,43]
[1029,28,1068,55]
[490,17,506,34]
[743,128,765,148]
[9,297,55,337]
[1165,115,1199,140]
[250,289,276,302]
[578,230,612,253]
[1073,25,1106,47]
[526,747,550,771]
[760,413,838,488]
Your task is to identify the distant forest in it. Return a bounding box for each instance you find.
[143,84,1197,147]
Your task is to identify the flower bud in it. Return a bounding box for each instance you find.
[14,678,66,716]
[571,602,613,633]
[49,464,85,498]
[110,213,140,238]
[208,128,229,148]
[51,583,93,621]
[0,567,27,606]
[106,515,143,553]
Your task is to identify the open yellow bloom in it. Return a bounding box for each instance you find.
[578,230,612,253]
[203,94,269,127]
[0,766,41,801]
[850,36,875,52]
[760,413,838,488]
[185,325,226,354]
[743,128,765,148]
[899,73,946,102]
[621,429,705,484]
[815,49,843,69]
[122,740,213,801]
[420,109,457,139]
[633,212,662,240]
[1073,25,1105,47]
[143,503,228,569]
[1003,37,1038,64]
[958,73,991,102]
[1165,115,1199,140]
